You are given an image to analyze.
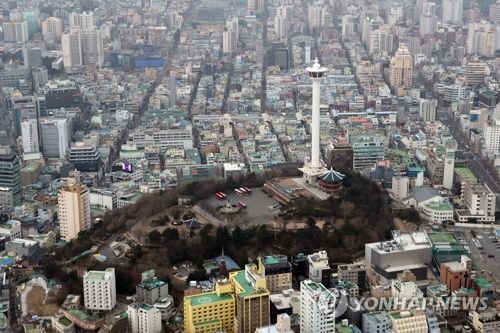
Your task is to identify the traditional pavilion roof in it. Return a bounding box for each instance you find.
[318,168,345,182]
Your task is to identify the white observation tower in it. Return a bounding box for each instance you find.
[299,58,327,185]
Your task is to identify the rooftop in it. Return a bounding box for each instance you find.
[423,200,453,212]
[84,268,114,281]
[139,277,166,290]
[473,276,492,289]
[66,309,100,323]
[185,291,233,307]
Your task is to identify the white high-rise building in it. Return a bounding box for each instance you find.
[62,28,103,70]
[419,14,437,36]
[223,29,237,53]
[419,99,437,122]
[69,11,94,29]
[83,268,116,311]
[20,118,39,153]
[274,5,292,41]
[80,28,104,65]
[485,122,500,153]
[62,31,82,70]
[226,17,239,39]
[3,21,29,43]
[58,176,90,241]
[41,17,63,42]
[443,140,457,190]
[308,6,324,30]
[40,118,70,159]
[300,280,336,333]
[128,303,162,333]
[443,0,463,25]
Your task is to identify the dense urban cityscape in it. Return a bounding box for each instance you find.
[0,0,500,332]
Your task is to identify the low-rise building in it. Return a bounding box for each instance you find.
[468,309,500,333]
[136,270,169,305]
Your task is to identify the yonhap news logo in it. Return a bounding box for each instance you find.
[317,292,488,316]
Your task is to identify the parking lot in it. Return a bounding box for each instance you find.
[200,187,280,227]
[452,227,500,281]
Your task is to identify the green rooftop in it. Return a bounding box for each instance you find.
[424,200,453,211]
[427,232,459,245]
[139,277,166,290]
[58,316,72,326]
[455,167,477,183]
[336,323,356,333]
[0,313,6,329]
[306,281,327,292]
[232,270,259,298]
[474,276,492,289]
[84,269,114,281]
[67,309,100,323]
[186,291,233,306]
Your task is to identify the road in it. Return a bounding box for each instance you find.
[442,112,500,209]
[468,158,500,197]
[449,226,500,281]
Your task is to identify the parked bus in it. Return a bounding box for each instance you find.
[235,189,243,196]
[239,201,247,208]
[243,187,252,194]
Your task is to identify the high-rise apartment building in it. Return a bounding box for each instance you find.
[223,29,237,53]
[0,147,21,206]
[69,12,94,29]
[128,303,162,333]
[20,118,39,153]
[419,99,437,122]
[389,45,413,96]
[2,21,29,43]
[300,280,336,333]
[41,17,63,42]
[58,176,90,241]
[466,57,490,86]
[62,28,103,70]
[83,268,116,311]
[62,31,82,70]
[443,0,463,25]
[485,122,500,153]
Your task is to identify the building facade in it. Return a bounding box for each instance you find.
[83,268,116,311]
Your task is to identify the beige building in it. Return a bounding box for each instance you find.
[262,255,292,293]
[58,175,90,241]
[468,309,500,333]
[389,310,428,333]
[389,45,413,96]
